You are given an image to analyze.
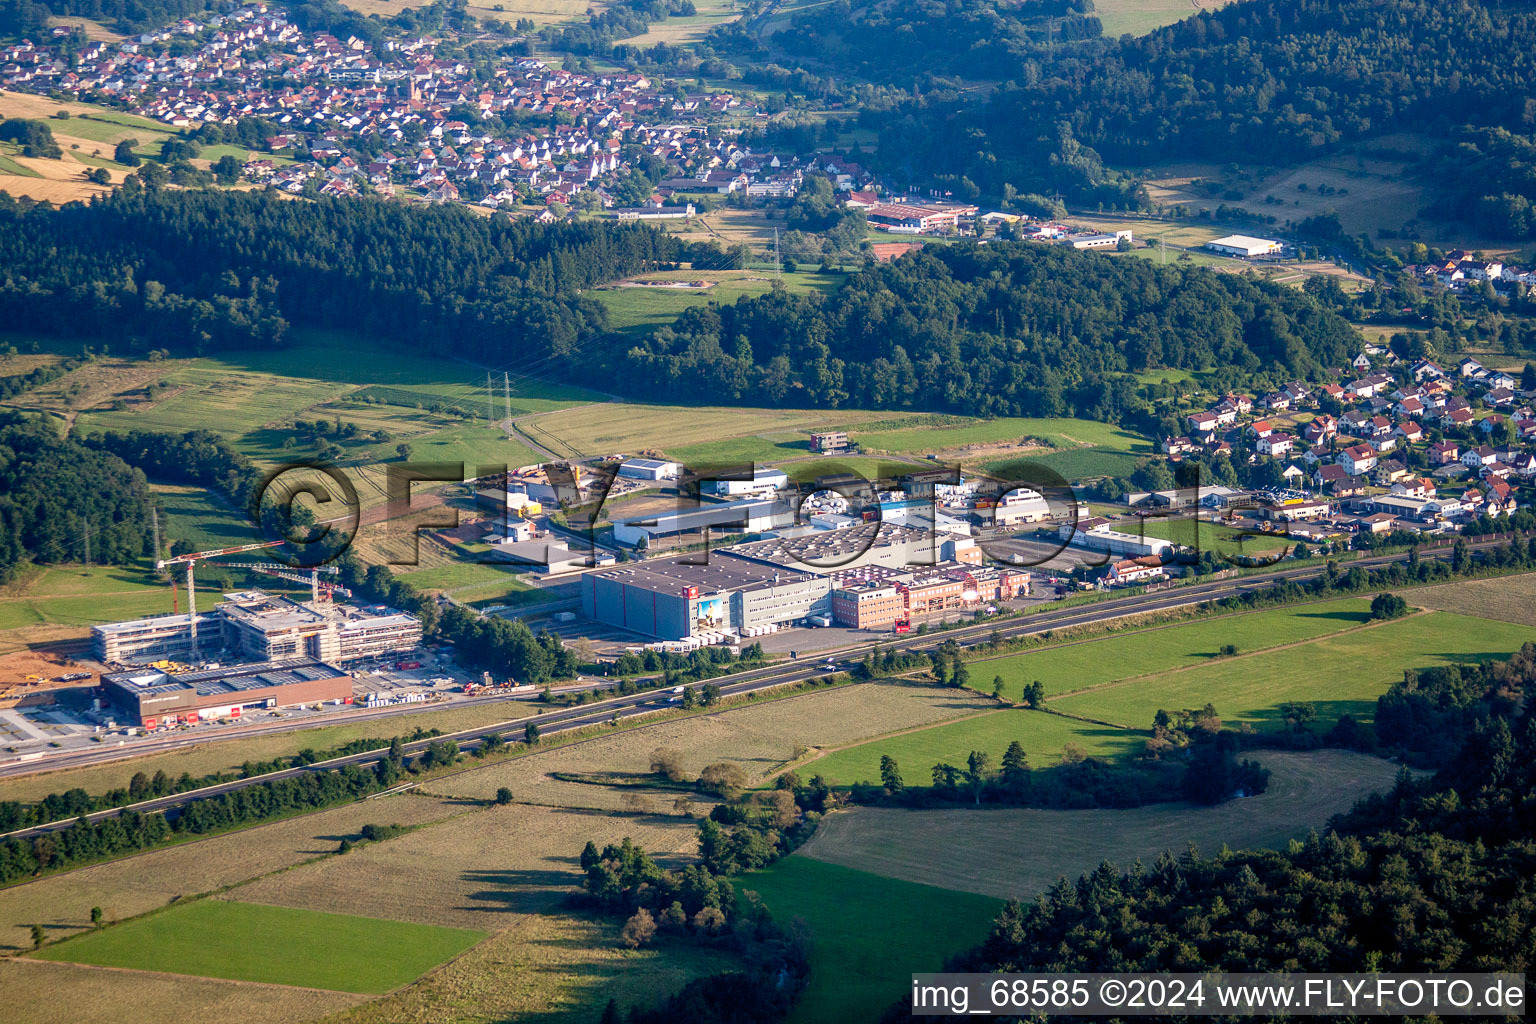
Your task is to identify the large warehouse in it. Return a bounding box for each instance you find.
[580,522,1019,640]
[1205,234,1284,257]
[609,498,793,547]
[101,659,352,727]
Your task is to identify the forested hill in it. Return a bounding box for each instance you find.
[865,0,1536,203]
[711,0,1100,88]
[0,412,152,580]
[933,644,1536,1019]
[0,188,686,359]
[622,242,1359,420]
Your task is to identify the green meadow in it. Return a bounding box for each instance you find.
[33,898,485,994]
[736,857,1001,1024]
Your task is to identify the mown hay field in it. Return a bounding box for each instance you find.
[798,749,1403,901]
[0,957,361,1024]
[0,794,464,951]
[1412,572,1536,627]
[226,802,701,931]
[1051,610,1536,730]
[438,682,997,807]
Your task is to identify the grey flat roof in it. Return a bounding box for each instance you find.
[588,551,783,596]
[103,658,347,698]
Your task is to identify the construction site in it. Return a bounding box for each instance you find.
[90,541,423,668]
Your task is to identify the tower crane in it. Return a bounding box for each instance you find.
[155,541,287,662]
[219,563,350,603]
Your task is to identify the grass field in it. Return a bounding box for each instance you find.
[592,270,843,335]
[517,402,899,461]
[1093,0,1247,37]
[736,857,1001,1024]
[0,563,225,632]
[800,749,1403,901]
[970,599,1376,701]
[1136,517,1297,558]
[853,416,1149,460]
[805,709,1139,787]
[0,794,464,951]
[1051,610,1536,730]
[151,483,260,552]
[1412,573,1536,627]
[34,898,486,993]
[69,333,593,471]
[1,957,360,1024]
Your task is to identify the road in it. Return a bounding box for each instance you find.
[0,537,1497,842]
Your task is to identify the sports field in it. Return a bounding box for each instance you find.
[33,898,486,993]
[1051,609,1536,730]
[736,857,1001,1024]
[970,598,1376,701]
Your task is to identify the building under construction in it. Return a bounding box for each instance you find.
[91,590,422,666]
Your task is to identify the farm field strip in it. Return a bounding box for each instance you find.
[1411,573,1536,626]
[225,802,702,931]
[32,898,486,994]
[0,957,362,1024]
[805,708,1138,787]
[0,794,464,951]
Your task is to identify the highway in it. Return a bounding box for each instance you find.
[0,536,1496,842]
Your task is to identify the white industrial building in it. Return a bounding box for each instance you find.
[700,468,789,497]
[618,458,680,481]
[1057,521,1175,559]
[610,498,794,547]
[1206,234,1284,258]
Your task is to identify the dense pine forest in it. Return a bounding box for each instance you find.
[0,413,153,579]
[931,644,1536,1020]
[0,188,682,359]
[623,241,1360,419]
[726,0,1536,215]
